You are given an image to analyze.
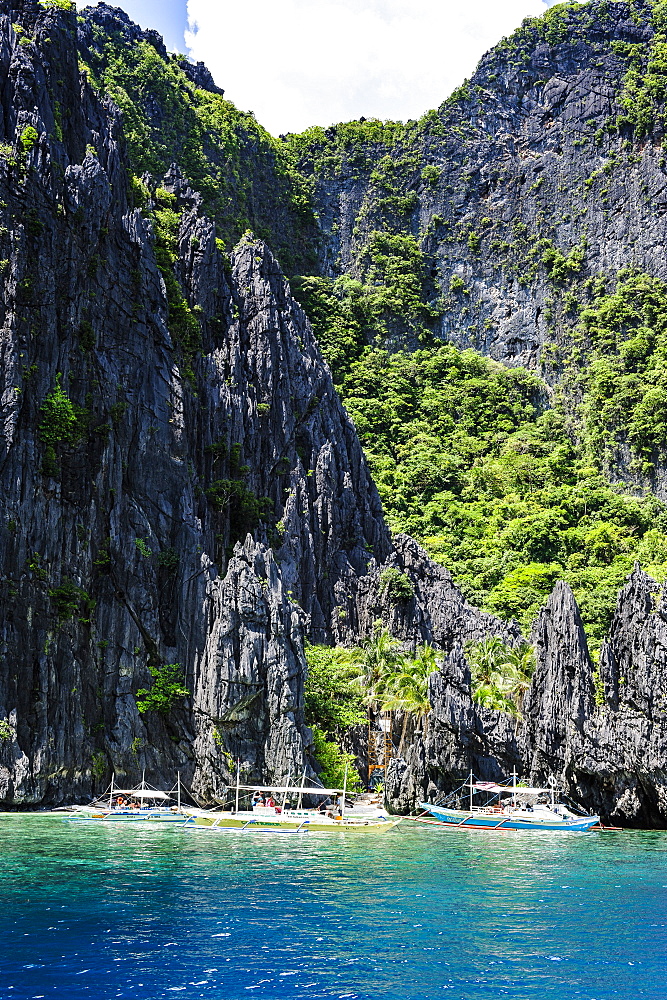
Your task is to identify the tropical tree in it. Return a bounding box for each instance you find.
[352,622,404,708]
[465,638,535,717]
[381,644,440,754]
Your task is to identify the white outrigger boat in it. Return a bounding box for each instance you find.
[185,766,398,834]
[419,771,599,833]
[66,773,204,824]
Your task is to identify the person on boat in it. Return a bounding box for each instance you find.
[252,792,265,808]
[266,795,276,808]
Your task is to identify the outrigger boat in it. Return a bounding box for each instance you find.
[419,771,599,832]
[185,765,399,834]
[66,773,204,824]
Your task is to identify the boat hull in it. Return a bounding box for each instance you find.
[67,809,195,824]
[419,804,599,832]
[188,813,397,833]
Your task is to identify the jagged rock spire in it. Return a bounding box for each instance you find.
[522,580,595,784]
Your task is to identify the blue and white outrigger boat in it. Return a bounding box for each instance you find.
[65,773,206,824]
[420,771,599,832]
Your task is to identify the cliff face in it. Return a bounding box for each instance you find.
[3,0,667,826]
[524,570,667,826]
[0,0,330,803]
[387,569,667,827]
[76,3,319,271]
[0,1,513,806]
[294,0,667,372]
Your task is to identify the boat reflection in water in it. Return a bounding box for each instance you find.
[419,771,599,832]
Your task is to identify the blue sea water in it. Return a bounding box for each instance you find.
[1,816,666,1000]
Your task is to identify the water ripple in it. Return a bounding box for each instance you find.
[0,817,665,998]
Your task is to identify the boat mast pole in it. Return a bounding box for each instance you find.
[177,771,181,813]
[109,772,114,810]
[341,765,348,820]
[235,759,240,814]
[469,769,473,813]
[281,771,291,814]
[297,770,306,809]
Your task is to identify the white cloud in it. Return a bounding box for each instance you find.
[186,0,570,135]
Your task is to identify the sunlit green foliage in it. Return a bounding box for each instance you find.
[38,374,86,477]
[380,644,438,751]
[290,275,368,380]
[19,126,38,152]
[304,644,367,735]
[39,0,74,9]
[284,118,404,178]
[351,625,406,708]
[291,235,440,380]
[136,664,189,715]
[80,35,315,266]
[334,342,667,650]
[378,567,414,604]
[466,638,535,716]
[616,1,667,137]
[310,726,363,792]
[304,645,366,789]
[305,629,441,764]
[578,270,667,466]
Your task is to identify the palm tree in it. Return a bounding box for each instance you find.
[466,636,506,685]
[504,645,535,712]
[465,638,535,717]
[353,622,404,708]
[381,644,439,754]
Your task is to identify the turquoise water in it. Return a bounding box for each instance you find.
[1,816,666,999]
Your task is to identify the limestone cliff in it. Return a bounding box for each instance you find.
[3,0,667,828]
[0,0,512,806]
[293,0,667,372]
[386,570,667,827]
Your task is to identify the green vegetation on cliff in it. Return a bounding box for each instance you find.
[78,17,316,268]
[336,339,667,650]
[76,0,667,651]
[280,1,667,648]
[294,264,667,650]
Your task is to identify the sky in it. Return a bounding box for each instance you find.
[77,0,188,55]
[78,0,572,136]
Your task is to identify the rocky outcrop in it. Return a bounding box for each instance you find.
[385,642,521,814]
[360,535,522,649]
[0,2,516,807]
[522,581,596,782]
[390,570,667,827]
[518,569,667,826]
[297,0,667,374]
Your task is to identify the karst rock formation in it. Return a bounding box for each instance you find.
[1,0,667,826]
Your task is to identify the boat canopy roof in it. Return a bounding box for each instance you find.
[472,781,551,796]
[237,784,343,795]
[509,787,552,796]
[112,789,172,800]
